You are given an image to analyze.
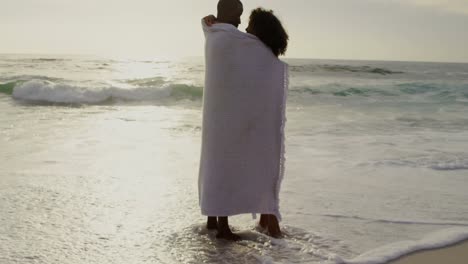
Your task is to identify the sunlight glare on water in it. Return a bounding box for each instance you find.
[1,55,468,264]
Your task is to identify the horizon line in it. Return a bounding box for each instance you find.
[1,52,467,64]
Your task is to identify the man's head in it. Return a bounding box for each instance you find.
[217,0,243,28]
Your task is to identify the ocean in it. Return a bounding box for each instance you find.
[1,54,468,264]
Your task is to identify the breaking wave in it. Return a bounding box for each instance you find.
[290,82,468,101]
[2,80,203,104]
[290,64,404,75]
[2,77,468,105]
[323,214,468,227]
[359,152,468,171]
[343,228,468,264]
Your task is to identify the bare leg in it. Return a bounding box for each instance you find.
[266,214,282,238]
[259,214,268,229]
[216,217,241,241]
[207,216,218,230]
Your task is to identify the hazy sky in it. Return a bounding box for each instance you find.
[1,0,468,62]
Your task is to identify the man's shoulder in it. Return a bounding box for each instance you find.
[207,23,244,37]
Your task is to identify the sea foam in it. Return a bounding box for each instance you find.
[342,228,468,264]
[11,80,202,104]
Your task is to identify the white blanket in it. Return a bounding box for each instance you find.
[198,20,288,221]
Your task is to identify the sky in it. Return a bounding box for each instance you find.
[1,0,468,62]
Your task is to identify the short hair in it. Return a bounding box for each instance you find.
[249,8,289,57]
[217,0,242,19]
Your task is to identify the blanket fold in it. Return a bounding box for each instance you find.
[199,20,288,221]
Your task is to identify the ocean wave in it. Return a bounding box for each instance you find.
[0,82,16,95]
[0,75,64,84]
[322,214,468,227]
[3,77,468,105]
[4,58,72,63]
[125,77,165,87]
[397,82,440,94]
[360,154,468,171]
[430,164,468,171]
[332,88,398,97]
[31,58,70,62]
[291,85,398,97]
[7,80,203,104]
[396,117,468,130]
[291,64,404,75]
[343,228,468,264]
[290,82,468,101]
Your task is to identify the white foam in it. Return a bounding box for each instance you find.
[252,254,278,264]
[11,79,184,104]
[431,163,468,171]
[342,228,468,264]
[323,214,468,227]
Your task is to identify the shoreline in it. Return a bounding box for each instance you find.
[345,228,468,264]
[389,240,468,264]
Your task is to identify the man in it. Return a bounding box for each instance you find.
[203,0,244,241]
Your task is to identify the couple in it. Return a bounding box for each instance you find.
[198,0,289,241]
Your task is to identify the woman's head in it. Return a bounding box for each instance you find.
[246,8,289,57]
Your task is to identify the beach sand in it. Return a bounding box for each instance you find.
[390,240,468,264]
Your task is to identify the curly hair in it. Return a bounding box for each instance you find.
[248,8,289,57]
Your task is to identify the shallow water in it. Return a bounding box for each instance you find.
[1,55,468,263]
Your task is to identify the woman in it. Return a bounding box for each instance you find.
[246,8,288,238]
[202,8,288,239]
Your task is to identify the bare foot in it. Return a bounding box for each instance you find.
[206,216,218,230]
[216,230,241,241]
[216,217,241,241]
